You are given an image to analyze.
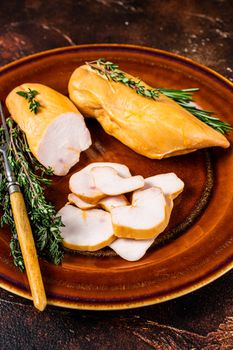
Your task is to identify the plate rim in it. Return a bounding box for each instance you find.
[0,43,232,310]
[1,258,233,310]
[0,43,232,90]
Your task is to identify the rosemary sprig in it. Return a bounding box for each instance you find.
[16,88,41,114]
[87,58,159,99]
[157,88,233,134]
[0,120,63,271]
[87,58,232,134]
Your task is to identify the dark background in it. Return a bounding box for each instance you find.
[0,1,233,349]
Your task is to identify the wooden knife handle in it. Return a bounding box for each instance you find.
[10,191,47,311]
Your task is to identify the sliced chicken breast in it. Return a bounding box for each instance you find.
[111,187,172,239]
[99,195,129,212]
[68,192,128,212]
[69,162,131,203]
[58,204,115,251]
[91,166,144,196]
[109,238,154,261]
[68,193,96,209]
[6,83,91,176]
[145,173,184,199]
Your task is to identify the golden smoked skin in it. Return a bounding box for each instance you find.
[6,83,78,158]
[68,65,230,159]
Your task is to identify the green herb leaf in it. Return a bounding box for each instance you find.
[16,88,41,114]
[0,121,63,270]
[16,91,28,98]
[86,59,160,101]
[158,88,233,134]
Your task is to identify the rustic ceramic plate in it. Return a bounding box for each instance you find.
[0,44,232,310]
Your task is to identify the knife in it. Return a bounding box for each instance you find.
[0,101,47,311]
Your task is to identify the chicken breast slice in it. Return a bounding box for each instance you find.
[99,195,129,212]
[110,193,173,259]
[109,238,154,261]
[145,173,184,199]
[58,204,115,251]
[68,192,128,211]
[69,162,131,203]
[91,166,144,196]
[111,187,173,239]
[68,193,96,209]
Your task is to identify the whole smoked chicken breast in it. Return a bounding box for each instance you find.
[68,65,229,158]
[6,83,91,175]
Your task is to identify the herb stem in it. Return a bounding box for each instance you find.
[86,59,160,100]
[0,119,63,270]
[9,126,35,195]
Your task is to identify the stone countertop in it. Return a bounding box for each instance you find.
[0,1,232,349]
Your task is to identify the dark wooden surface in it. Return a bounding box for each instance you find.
[0,1,232,349]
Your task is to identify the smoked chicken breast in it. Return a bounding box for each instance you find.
[6,83,91,176]
[68,65,229,159]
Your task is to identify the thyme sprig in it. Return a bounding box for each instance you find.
[87,58,232,134]
[16,88,41,114]
[0,119,63,271]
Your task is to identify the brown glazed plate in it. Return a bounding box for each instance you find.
[0,44,232,310]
